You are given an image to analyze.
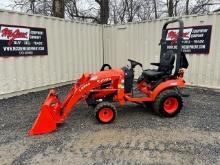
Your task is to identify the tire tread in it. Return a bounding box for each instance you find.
[153,88,183,117]
[94,102,117,123]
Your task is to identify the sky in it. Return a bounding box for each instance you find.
[0,0,12,10]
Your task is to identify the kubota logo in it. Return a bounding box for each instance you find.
[97,78,112,84]
[79,82,90,91]
[166,28,192,42]
[0,26,30,46]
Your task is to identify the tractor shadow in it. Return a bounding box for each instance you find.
[56,101,158,133]
[116,102,155,115]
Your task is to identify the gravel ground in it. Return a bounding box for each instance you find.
[0,85,220,165]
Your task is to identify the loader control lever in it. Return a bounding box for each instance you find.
[128,59,143,70]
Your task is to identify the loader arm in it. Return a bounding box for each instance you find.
[29,71,123,136]
[60,77,117,122]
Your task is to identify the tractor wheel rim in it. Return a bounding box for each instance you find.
[99,108,113,123]
[163,97,179,113]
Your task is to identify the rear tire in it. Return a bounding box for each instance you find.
[153,89,183,117]
[95,102,117,124]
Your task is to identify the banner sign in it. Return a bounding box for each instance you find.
[165,25,212,54]
[0,24,48,56]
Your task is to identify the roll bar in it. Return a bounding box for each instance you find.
[160,19,184,76]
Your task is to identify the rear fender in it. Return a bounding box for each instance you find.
[151,78,185,100]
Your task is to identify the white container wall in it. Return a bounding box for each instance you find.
[0,10,103,99]
[0,10,220,99]
[103,13,220,89]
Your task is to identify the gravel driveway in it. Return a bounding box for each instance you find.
[0,85,220,165]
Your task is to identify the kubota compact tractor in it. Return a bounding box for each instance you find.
[29,19,189,136]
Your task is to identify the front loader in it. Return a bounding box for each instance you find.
[29,19,189,136]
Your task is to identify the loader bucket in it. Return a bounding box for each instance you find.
[28,90,63,136]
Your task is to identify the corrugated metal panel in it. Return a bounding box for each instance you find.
[0,10,220,99]
[0,10,103,99]
[103,13,220,89]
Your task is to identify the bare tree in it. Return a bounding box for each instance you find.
[10,0,220,24]
[65,0,109,24]
[124,0,142,22]
[96,0,109,24]
[153,0,158,19]
[110,0,171,23]
[52,0,65,18]
[174,0,180,16]
[167,0,173,17]
[11,0,52,15]
[109,0,127,24]
[65,0,99,22]
[185,0,190,15]
[191,0,212,14]
[184,0,220,15]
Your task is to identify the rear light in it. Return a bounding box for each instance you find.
[178,69,184,78]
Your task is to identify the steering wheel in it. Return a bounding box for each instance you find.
[128,59,143,70]
[100,64,112,71]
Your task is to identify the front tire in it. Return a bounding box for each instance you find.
[95,102,117,123]
[153,89,183,117]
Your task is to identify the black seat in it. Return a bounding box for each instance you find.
[143,50,175,79]
[143,69,164,77]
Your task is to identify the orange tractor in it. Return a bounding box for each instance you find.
[29,19,189,136]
